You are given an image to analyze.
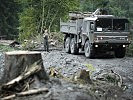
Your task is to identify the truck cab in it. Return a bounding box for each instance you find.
[82,15,130,58]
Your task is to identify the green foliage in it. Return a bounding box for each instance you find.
[19,7,37,41]
[50,32,64,43]
[127,44,133,56]
[80,0,132,21]
[0,0,132,52]
[21,40,36,50]
[126,40,133,56]
[0,45,16,52]
[84,64,96,75]
[18,0,80,41]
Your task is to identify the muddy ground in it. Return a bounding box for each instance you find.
[0,48,133,100]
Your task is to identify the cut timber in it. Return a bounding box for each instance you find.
[1,51,49,84]
[1,94,16,100]
[16,87,49,96]
[1,88,49,100]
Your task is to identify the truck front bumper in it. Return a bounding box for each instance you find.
[93,40,130,51]
[94,40,131,45]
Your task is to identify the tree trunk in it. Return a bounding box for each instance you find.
[40,0,45,34]
[1,51,48,84]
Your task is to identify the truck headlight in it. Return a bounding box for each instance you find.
[123,45,126,48]
[95,45,98,47]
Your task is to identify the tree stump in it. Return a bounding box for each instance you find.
[2,51,49,83]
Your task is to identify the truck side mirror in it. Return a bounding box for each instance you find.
[91,24,94,30]
[90,23,94,33]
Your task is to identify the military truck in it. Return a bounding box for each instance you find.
[60,9,130,58]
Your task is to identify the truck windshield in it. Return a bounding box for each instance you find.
[95,18,112,32]
[95,18,129,32]
[113,19,129,31]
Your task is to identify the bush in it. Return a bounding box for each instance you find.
[50,32,64,43]
[126,43,133,56]
[126,30,133,56]
[21,40,36,50]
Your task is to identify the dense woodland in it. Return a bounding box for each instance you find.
[0,0,132,40]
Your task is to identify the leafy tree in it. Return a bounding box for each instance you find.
[0,0,19,39]
[18,0,79,41]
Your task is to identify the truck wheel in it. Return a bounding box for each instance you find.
[84,40,94,58]
[65,37,71,53]
[115,48,126,58]
[70,38,79,54]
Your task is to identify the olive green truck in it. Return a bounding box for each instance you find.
[60,9,131,58]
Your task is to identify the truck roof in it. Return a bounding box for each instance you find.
[84,15,114,21]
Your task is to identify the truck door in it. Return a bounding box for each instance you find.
[89,21,94,43]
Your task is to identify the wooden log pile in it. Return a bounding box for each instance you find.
[0,51,49,100]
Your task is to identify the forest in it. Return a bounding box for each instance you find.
[0,1,133,99]
[0,0,132,40]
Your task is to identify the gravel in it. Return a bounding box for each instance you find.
[0,50,133,99]
[42,51,133,80]
[42,51,88,78]
[42,50,133,99]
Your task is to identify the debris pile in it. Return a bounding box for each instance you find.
[0,61,50,100]
[0,51,49,100]
[73,69,127,100]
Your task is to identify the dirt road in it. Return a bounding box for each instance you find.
[0,50,133,100]
[42,50,133,79]
[42,50,133,99]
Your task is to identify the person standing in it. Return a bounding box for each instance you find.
[43,29,49,52]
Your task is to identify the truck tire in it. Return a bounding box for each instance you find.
[65,37,71,53]
[115,48,126,58]
[70,38,79,54]
[84,40,94,58]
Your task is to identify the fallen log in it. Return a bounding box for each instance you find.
[1,95,16,100]
[1,88,49,100]
[16,87,49,96]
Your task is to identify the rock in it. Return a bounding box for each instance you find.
[67,87,73,91]
[74,70,92,84]
[79,84,84,88]
[65,59,72,64]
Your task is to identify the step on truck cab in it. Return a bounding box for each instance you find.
[60,9,131,58]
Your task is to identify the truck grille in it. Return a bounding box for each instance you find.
[96,36,128,41]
